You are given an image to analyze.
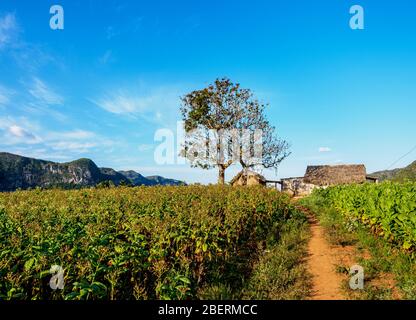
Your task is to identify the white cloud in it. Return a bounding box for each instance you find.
[138,144,154,152]
[0,116,42,145]
[91,91,152,115]
[0,116,40,131]
[318,147,332,153]
[90,85,182,126]
[0,13,18,49]
[42,129,112,154]
[53,129,96,140]
[48,141,98,153]
[3,125,41,144]
[0,116,110,155]
[9,125,31,138]
[0,12,62,72]
[28,77,64,106]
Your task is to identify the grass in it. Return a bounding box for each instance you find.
[300,194,416,300]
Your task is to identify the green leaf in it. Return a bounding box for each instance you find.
[24,258,36,271]
[177,276,191,285]
[114,246,124,254]
[39,270,51,278]
[403,241,412,250]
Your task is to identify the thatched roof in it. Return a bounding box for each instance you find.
[303,164,367,186]
[230,170,266,185]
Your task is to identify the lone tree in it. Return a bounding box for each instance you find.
[180,78,290,185]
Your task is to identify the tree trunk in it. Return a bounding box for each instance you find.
[218,165,225,185]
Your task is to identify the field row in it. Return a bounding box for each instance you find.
[0,185,302,300]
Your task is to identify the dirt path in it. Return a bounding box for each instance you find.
[305,213,345,300]
[294,202,346,300]
[296,202,401,300]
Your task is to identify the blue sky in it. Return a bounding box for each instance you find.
[1,0,415,184]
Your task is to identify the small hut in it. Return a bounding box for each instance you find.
[230,170,267,187]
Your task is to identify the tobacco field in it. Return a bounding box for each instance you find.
[0,185,303,300]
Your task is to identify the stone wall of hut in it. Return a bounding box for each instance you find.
[281,178,318,197]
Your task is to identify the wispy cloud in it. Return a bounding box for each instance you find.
[318,147,332,153]
[0,12,63,74]
[0,92,7,106]
[0,115,114,157]
[105,16,143,40]
[91,91,151,115]
[90,85,183,126]
[0,13,18,49]
[55,130,96,140]
[47,141,98,153]
[138,144,154,152]
[0,85,13,106]
[43,129,114,154]
[0,117,42,145]
[8,125,36,139]
[106,26,119,40]
[43,129,112,153]
[28,77,64,106]
[98,50,114,65]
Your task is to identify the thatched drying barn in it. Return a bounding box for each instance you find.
[281,164,377,197]
[303,164,367,186]
[229,164,377,196]
[230,170,267,187]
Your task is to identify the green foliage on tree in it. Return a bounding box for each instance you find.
[180,78,290,184]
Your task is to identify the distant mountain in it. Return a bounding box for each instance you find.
[118,170,150,186]
[119,171,186,186]
[371,161,416,182]
[145,175,186,186]
[0,152,186,191]
[99,167,128,184]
